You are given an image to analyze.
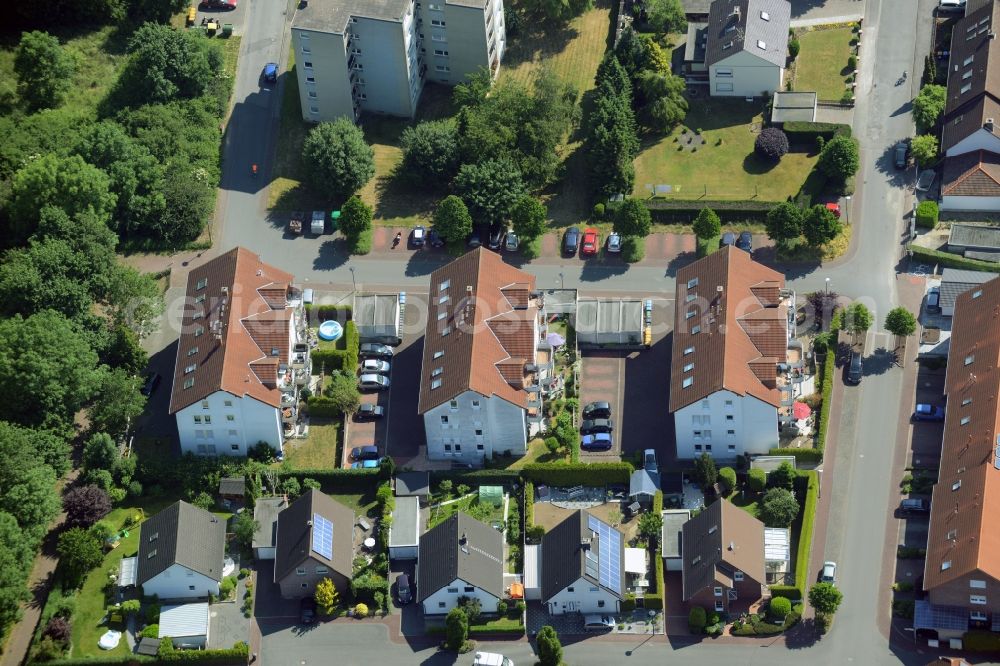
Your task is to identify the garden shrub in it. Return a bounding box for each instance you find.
[781,121,852,145]
[688,606,707,633]
[915,200,938,229]
[769,596,791,620]
[754,128,789,160]
[767,447,823,463]
[769,585,802,601]
[908,245,999,272]
[520,462,633,486]
[622,235,645,263]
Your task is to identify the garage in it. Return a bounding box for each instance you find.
[575,299,649,348]
[389,496,420,560]
[159,602,210,649]
[353,293,403,345]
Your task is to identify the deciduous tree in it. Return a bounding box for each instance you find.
[802,204,841,247]
[693,452,717,488]
[63,485,112,527]
[692,207,721,240]
[510,195,548,240]
[445,607,468,650]
[909,134,938,169]
[842,302,873,341]
[432,195,473,244]
[809,581,844,615]
[57,527,104,588]
[759,488,800,528]
[754,127,790,160]
[718,467,737,495]
[315,577,340,616]
[302,119,376,202]
[884,307,917,342]
[322,371,361,414]
[89,369,146,438]
[536,625,563,666]
[339,196,373,241]
[638,71,688,132]
[913,85,946,133]
[614,198,652,238]
[14,31,75,111]
[767,461,797,491]
[400,120,459,187]
[114,24,218,107]
[233,512,259,550]
[817,135,860,183]
[644,0,686,33]
[454,158,526,227]
[765,202,804,247]
[747,467,767,493]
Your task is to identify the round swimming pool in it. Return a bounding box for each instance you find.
[318,320,343,341]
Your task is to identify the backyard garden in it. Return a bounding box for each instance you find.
[791,24,859,103]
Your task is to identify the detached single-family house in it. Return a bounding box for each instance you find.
[274,489,354,599]
[917,276,1000,640]
[136,501,226,601]
[670,246,793,461]
[941,151,1000,212]
[702,0,791,97]
[168,247,310,456]
[252,497,287,561]
[682,499,766,614]
[418,248,552,463]
[417,512,504,616]
[541,510,625,615]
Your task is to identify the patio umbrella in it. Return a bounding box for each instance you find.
[547,332,566,347]
[793,402,812,420]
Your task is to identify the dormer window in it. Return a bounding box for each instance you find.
[684,346,695,355]
[687,278,699,289]
[683,363,694,372]
[683,377,694,388]
[196,278,208,290]
[431,379,442,389]
[760,11,769,20]
[757,40,766,50]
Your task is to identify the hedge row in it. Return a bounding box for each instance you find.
[814,311,840,457]
[769,585,802,601]
[36,644,248,666]
[793,471,820,599]
[524,481,534,530]
[908,244,999,272]
[781,121,852,144]
[276,468,382,493]
[304,304,353,321]
[428,469,521,486]
[767,448,823,464]
[640,199,777,226]
[645,548,665,611]
[519,462,633,486]
[351,571,389,604]
[306,396,343,418]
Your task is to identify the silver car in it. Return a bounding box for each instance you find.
[821,561,837,585]
[606,232,622,253]
[358,373,390,391]
[361,359,390,374]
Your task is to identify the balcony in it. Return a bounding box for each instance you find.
[282,406,297,424]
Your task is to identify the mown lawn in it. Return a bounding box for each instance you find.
[729,493,760,518]
[501,2,612,99]
[284,418,341,469]
[632,99,818,202]
[793,26,855,101]
[505,438,569,470]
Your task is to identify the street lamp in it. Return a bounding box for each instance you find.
[559,272,564,290]
[825,278,830,295]
[844,196,851,225]
[349,266,357,292]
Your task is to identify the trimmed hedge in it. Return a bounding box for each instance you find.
[767,448,823,464]
[276,468,381,493]
[524,481,534,534]
[35,644,249,666]
[519,462,633,486]
[645,548,664,610]
[792,471,820,598]
[782,121,852,145]
[310,321,360,374]
[908,244,1000,272]
[815,310,840,457]
[429,469,521,486]
[915,201,938,229]
[304,304,353,321]
[769,585,802,601]
[641,199,777,226]
[306,396,343,418]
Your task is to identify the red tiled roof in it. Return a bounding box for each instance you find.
[942,150,1000,197]
[669,246,787,412]
[417,249,538,413]
[169,248,295,414]
[923,276,1000,592]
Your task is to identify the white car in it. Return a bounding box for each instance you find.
[606,232,622,253]
[821,561,837,585]
[361,359,390,374]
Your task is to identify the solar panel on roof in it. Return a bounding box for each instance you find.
[312,513,333,560]
[588,515,622,595]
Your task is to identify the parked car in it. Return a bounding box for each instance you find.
[583,615,615,631]
[504,231,519,252]
[912,404,945,422]
[356,404,385,421]
[467,231,483,248]
[894,142,909,169]
[900,498,930,514]
[351,459,380,469]
[846,350,863,385]
[606,232,622,253]
[825,202,842,218]
[396,573,412,605]
[350,445,380,461]
[821,561,837,585]
[736,231,753,253]
[199,0,236,9]
[581,418,614,435]
[361,359,391,375]
[427,228,445,248]
[562,226,580,255]
[488,225,504,251]
[473,653,514,666]
[938,0,966,11]
[582,401,612,419]
[411,226,426,247]
[360,343,394,359]
[263,63,278,83]
[299,597,316,624]
[926,287,941,314]
[643,448,657,472]
[359,373,391,391]
[580,228,599,256]
[720,232,737,247]
[140,372,161,397]
[581,433,613,451]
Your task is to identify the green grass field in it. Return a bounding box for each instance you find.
[284,419,341,469]
[632,99,818,202]
[793,26,855,101]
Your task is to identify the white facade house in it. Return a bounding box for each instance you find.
[137,502,226,601]
[291,0,505,122]
[541,511,624,616]
[417,512,503,615]
[670,246,792,462]
[168,248,309,456]
[703,0,790,98]
[418,248,550,464]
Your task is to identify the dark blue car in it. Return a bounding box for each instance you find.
[912,404,945,422]
[263,63,278,84]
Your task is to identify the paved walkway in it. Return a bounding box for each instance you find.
[1,472,78,666]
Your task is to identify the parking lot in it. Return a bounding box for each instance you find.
[578,297,675,463]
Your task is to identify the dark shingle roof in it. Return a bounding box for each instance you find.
[274,490,354,582]
[705,0,791,68]
[417,512,503,602]
[940,268,997,311]
[252,497,287,550]
[540,510,625,602]
[943,2,1000,134]
[137,502,226,585]
[218,477,245,496]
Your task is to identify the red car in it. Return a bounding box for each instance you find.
[200,0,237,9]
[581,228,599,256]
[825,202,841,218]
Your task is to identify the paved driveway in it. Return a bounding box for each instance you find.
[579,352,625,460]
[385,294,426,464]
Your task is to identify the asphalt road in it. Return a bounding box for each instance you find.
[210,0,947,663]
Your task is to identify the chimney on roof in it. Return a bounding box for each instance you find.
[987,118,996,132]
[991,31,997,39]
[728,541,736,551]
[580,537,591,550]
[460,532,467,545]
